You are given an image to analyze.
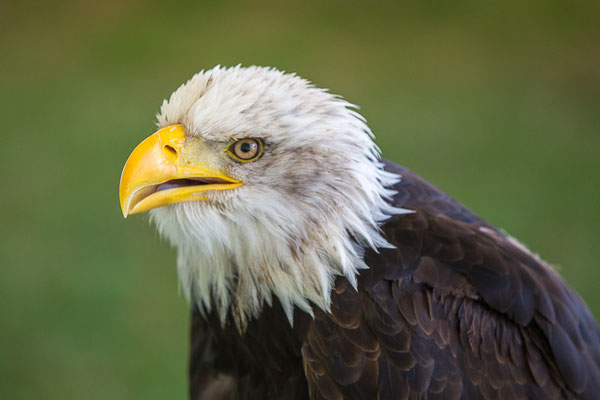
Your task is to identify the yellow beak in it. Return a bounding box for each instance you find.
[119,124,242,217]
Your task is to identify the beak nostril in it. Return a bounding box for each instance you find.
[163,145,178,160]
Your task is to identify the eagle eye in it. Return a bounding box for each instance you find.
[228,138,263,162]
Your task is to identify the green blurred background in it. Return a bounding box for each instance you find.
[1,0,598,398]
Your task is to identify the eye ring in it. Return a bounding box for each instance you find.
[227,138,263,162]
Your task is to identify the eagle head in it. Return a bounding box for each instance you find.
[119,66,402,329]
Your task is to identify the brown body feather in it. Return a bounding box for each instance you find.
[189,161,600,399]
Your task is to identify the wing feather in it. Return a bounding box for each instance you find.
[302,161,600,399]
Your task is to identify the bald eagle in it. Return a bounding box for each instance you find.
[119,66,600,399]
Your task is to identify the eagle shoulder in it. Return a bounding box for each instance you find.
[302,161,600,399]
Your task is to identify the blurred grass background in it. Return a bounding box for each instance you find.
[0,0,598,398]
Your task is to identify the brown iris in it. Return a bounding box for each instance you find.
[228,138,263,162]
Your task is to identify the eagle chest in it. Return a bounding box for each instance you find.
[189,301,313,400]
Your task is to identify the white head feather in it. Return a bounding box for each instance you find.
[149,65,405,330]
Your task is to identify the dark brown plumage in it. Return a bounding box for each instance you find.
[189,161,600,400]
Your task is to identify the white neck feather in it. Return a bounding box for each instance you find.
[150,166,405,331]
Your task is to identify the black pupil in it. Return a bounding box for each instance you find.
[240,142,252,153]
